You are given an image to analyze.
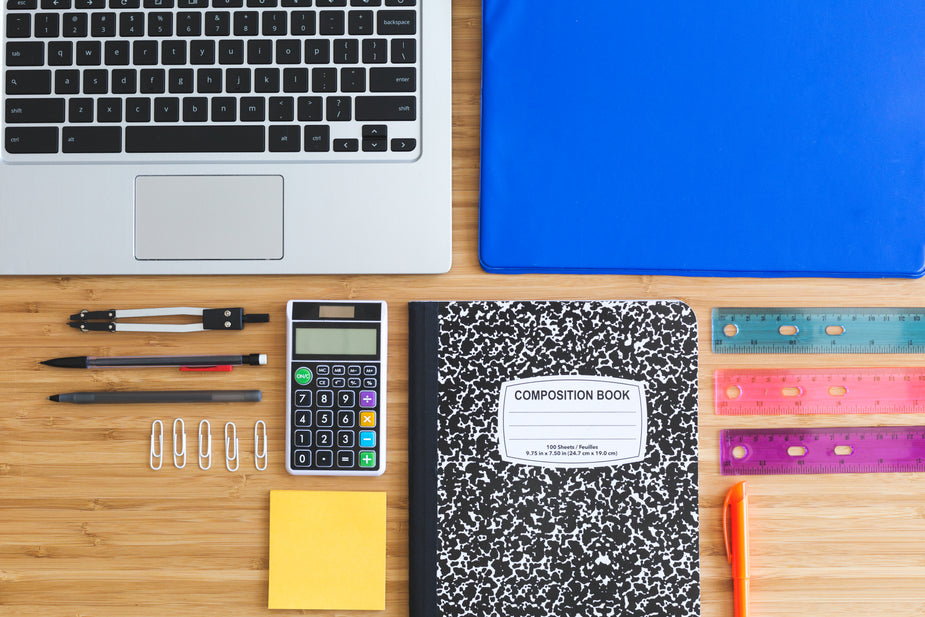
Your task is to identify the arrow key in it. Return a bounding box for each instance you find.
[362,137,386,152]
[390,137,416,152]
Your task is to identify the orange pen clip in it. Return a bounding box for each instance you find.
[723,481,750,617]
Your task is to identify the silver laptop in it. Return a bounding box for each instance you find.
[0,0,451,274]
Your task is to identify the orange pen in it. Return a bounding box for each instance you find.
[723,481,750,617]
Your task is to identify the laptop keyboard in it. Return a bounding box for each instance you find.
[2,0,420,161]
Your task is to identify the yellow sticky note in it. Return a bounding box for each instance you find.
[269,490,386,610]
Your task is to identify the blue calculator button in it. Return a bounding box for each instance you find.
[359,430,376,448]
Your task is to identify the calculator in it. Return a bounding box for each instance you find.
[286,300,386,476]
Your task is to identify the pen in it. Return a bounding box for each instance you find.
[723,481,750,617]
[41,353,267,369]
[48,390,262,404]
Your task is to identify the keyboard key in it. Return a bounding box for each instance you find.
[312,67,336,92]
[390,38,415,63]
[6,70,52,95]
[5,127,58,153]
[182,97,207,121]
[378,9,414,35]
[168,68,193,93]
[47,42,72,66]
[110,0,139,6]
[126,125,264,152]
[297,96,322,120]
[34,13,60,38]
[161,40,186,64]
[334,38,358,64]
[190,40,215,64]
[211,97,235,120]
[119,12,143,36]
[385,0,414,4]
[390,137,415,151]
[96,97,122,122]
[6,98,65,123]
[291,11,315,35]
[62,126,121,152]
[218,40,244,64]
[63,13,87,37]
[326,95,351,121]
[362,38,386,63]
[140,68,165,92]
[68,97,93,121]
[305,40,329,64]
[154,96,179,121]
[319,10,344,35]
[247,0,275,5]
[112,69,137,93]
[76,41,101,65]
[247,39,272,64]
[90,12,116,37]
[355,95,415,121]
[104,40,130,65]
[75,0,104,7]
[269,125,299,152]
[148,12,171,36]
[177,0,206,6]
[6,13,31,38]
[362,124,386,138]
[197,68,222,92]
[233,11,258,36]
[316,0,346,6]
[283,67,308,92]
[276,40,301,64]
[268,95,293,120]
[125,97,150,121]
[204,11,230,36]
[370,67,415,92]
[143,0,173,6]
[362,137,386,152]
[263,11,286,35]
[54,69,79,93]
[6,42,44,66]
[240,96,264,121]
[133,40,158,64]
[340,67,365,92]
[177,12,201,36]
[7,0,37,9]
[304,125,329,151]
[333,138,357,152]
[348,10,373,35]
[225,67,250,91]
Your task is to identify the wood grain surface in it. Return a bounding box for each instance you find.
[3,2,925,615]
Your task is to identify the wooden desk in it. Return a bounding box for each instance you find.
[2,2,925,615]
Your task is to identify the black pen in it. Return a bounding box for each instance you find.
[49,390,263,404]
[41,353,267,369]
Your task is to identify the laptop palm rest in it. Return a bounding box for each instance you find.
[134,175,283,260]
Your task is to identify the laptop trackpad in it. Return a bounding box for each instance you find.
[135,175,283,260]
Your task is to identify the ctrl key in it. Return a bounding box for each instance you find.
[5,126,58,154]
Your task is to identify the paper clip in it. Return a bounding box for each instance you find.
[254,420,267,471]
[225,422,239,472]
[173,418,186,468]
[150,420,163,470]
[198,420,211,470]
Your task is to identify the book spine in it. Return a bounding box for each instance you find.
[408,302,441,617]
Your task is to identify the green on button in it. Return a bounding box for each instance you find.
[294,367,313,385]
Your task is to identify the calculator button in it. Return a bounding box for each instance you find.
[317,390,334,407]
[293,450,312,468]
[316,430,334,447]
[338,390,356,407]
[358,450,376,468]
[337,430,355,447]
[316,377,331,388]
[359,390,376,408]
[363,365,377,376]
[316,409,334,427]
[332,365,346,376]
[338,410,355,427]
[294,366,313,385]
[359,430,376,448]
[348,365,362,376]
[332,377,346,388]
[316,450,334,467]
[337,450,355,468]
[363,377,377,388]
[294,429,312,447]
[294,410,312,427]
[359,411,376,428]
[294,390,312,407]
[348,377,361,388]
[316,365,330,375]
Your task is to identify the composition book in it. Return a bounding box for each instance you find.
[409,301,700,617]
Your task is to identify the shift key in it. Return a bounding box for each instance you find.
[5,98,64,123]
[355,96,416,121]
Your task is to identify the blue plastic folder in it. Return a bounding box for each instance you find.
[479,1,925,277]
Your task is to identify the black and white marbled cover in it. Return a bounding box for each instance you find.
[410,300,699,617]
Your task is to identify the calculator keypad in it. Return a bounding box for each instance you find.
[290,362,381,473]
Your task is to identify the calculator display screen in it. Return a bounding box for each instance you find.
[295,327,377,356]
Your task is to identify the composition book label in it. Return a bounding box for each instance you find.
[498,375,648,468]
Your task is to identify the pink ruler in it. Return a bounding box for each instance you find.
[715,368,925,415]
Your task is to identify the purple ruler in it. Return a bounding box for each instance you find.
[720,426,925,475]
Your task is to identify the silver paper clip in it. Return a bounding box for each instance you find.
[150,420,163,470]
[173,418,186,469]
[225,422,239,472]
[68,306,269,333]
[198,420,211,470]
[254,420,267,471]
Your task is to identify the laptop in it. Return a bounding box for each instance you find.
[0,0,451,275]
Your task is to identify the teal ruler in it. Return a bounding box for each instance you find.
[712,308,925,353]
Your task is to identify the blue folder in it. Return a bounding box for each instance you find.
[479,1,925,277]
